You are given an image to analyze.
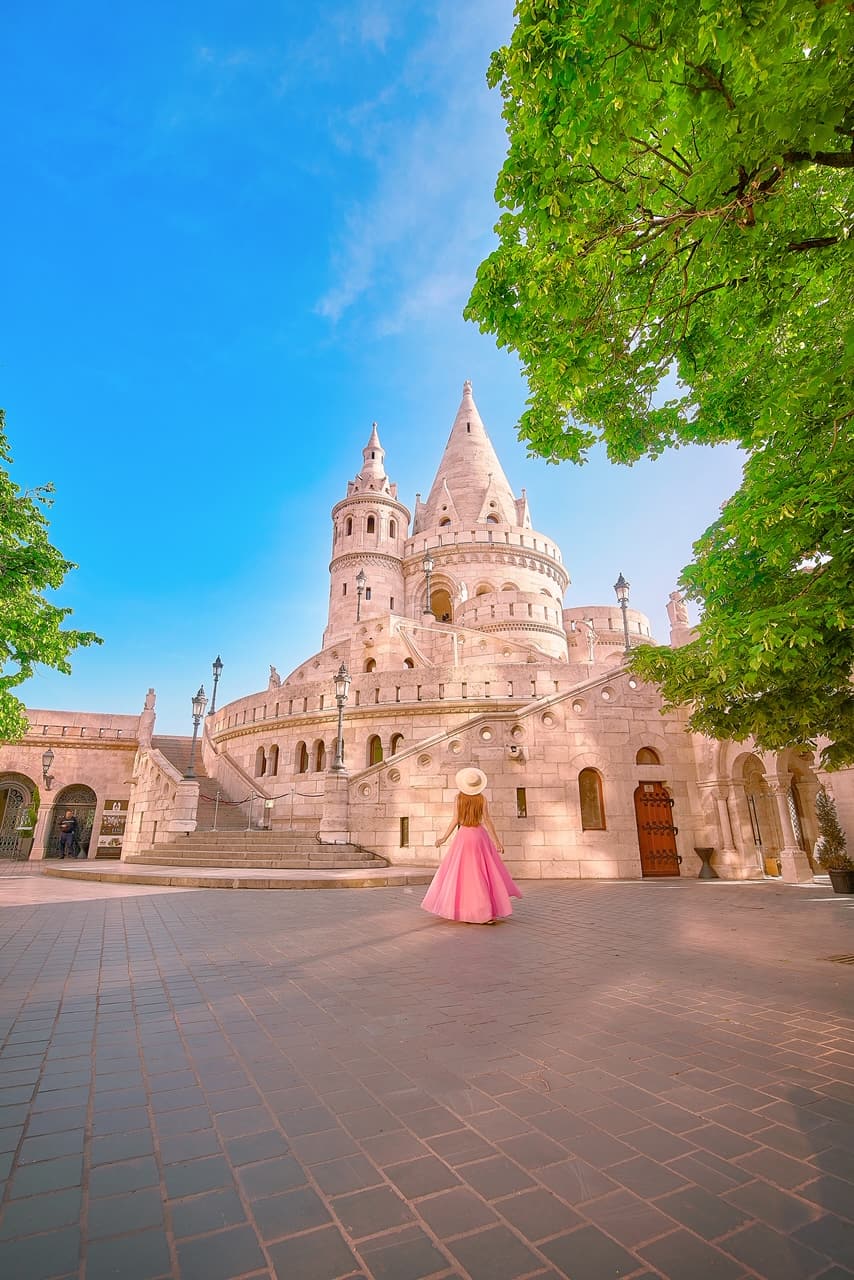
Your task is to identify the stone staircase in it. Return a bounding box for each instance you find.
[125,830,389,871]
[152,735,265,831]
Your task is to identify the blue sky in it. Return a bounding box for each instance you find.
[5,1,742,735]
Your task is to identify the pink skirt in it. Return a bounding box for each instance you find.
[422,825,522,923]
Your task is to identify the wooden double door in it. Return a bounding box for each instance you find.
[634,782,681,877]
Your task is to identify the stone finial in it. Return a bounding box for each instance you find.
[143,688,156,711]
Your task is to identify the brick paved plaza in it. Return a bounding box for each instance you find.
[1,869,852,1280]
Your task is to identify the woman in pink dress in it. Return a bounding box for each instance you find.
[422,767,522,924]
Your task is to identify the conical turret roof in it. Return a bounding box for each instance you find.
[417,382,518,528]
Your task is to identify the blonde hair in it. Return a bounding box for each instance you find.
[456,793,484,827]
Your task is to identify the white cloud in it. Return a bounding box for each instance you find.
[316,0,514,331]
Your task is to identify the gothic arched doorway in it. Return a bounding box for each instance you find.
[45,786,97,859]
[634,782,681,877]
[0,775,35,859]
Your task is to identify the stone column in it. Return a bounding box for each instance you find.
[769,780,813,883]
[711,787,746,878]
[320,771,351,843]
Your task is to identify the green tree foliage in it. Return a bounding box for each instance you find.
[466,1,853,766]
[0,410,101,741]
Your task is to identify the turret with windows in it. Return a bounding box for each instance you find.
[324,423,410,647]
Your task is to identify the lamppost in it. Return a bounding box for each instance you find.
[209,655,223,715]
[331,663,351,772]
[41,748,55,791]
[355,569,367,621]
[422,552,434,615]
[613,573,632,655]
[185,685,208,779]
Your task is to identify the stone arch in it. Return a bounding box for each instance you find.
[267,745,279,777]
[389,518,397,539]
[403,658,414,669]
[366,514,377,534]
[46,784,97,859]
[636,747,661,765]
[295,741,309,774]
[475,583,492,596]
[345,516,353,536]
[254,746,266,777]
[390,733,404,756]
[313,739,326,772]
[367,735,383,767]
[364,658,377,673]
[0,772,36,860]
[501,582,518,592]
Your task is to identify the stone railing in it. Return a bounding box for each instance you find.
[122,747,199,858]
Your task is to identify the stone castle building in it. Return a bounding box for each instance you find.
[2,383,851,881]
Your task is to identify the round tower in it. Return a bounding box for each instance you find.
[324,424,410,648]
[403,382,570,659]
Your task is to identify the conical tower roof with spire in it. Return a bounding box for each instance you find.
[347,422,396,498]
[413,381,527,532]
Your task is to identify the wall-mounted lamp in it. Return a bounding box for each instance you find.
[41,748,55,791]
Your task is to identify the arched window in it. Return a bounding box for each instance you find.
[501,582,518,592]
[636,747,661,765]
[267,745,279,777]
[403,658,414,669]
[314,739,326,772]
[296,741,309,774]
[475,583,492,597]
[390,733,404,756]
[485,514,500,524]
[366,515,376,534]
[367,735,383,766]
[345,516,353,536]
[364,658,376,673]
[254,747,266,777]
[389,519,396,538]
[438,517,451,527]
[579,769,606,830]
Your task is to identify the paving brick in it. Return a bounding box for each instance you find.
[267,1224,359,1279]
[236,1154,308,1199]
[575,1187,676,1248]
[358,1224,451,1279]
[493,1187,582,1241]
[639,1228,748,1279]
[164,1153,234,1198]
[89,1155,160,1196]
[312,1154,386,1196]
[0,1226,80,1279]
[414,1185,498,1237]
[448,1223,544,1279]
[86,1227,172,1280]
[655,1184,751,1241]
[252,1184,331,1241]
[722,1221,835,1279]
[0,1187,82,1239]
[457,1154,536,1200]
[88,1187,165,1238]
[333,1184,415,1238]
[385,1153,461,1198]
[539,1224,643,1279]
[8,1154,83,1197]
[176,1224,267,1280]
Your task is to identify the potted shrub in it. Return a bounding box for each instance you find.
[815,790,854,895]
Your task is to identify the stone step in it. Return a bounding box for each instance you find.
[45,863,434,890]
[126,855,386,869]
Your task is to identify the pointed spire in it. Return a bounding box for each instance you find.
[352,422,389,492]
[415,381,518,530]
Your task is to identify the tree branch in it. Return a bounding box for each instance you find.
[784,149,854,169]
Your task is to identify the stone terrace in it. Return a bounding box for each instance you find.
[0,870,853,1280]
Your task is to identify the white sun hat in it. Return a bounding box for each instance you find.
[455,766,487,796]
